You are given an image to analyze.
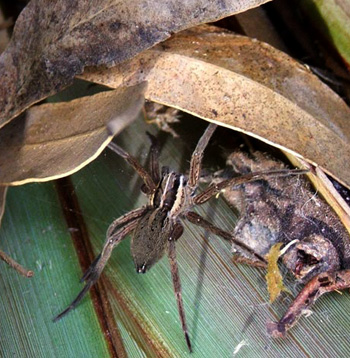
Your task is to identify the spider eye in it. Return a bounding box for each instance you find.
[136,263,147,274]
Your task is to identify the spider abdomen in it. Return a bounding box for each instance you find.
[131,208,171,273]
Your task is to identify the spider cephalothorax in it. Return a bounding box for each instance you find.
[54,123,305,352]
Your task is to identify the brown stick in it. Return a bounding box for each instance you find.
[0,250,34,277]
[267,269,350,338]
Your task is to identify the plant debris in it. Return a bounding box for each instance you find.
[0,0,270,127]
[211,150,350,335]
[144,102,180,137]
[0,249,34,278]
[266,243,290,303]
[0,186,33,277]
[267,269,350,338]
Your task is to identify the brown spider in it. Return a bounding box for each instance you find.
[54,123,305,352]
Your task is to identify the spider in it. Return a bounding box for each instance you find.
[54,122,305,352]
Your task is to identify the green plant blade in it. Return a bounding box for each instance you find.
[298,0,350,66]
[0,183,110,357]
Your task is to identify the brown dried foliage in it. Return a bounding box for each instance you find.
[0,0,270,127]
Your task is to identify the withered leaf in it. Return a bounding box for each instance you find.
[81,25,350,189]
[266,243,289,303]
[0,10,10,54]
[232,9,350,240]
[0,0,271,128]
[0,84,145,185]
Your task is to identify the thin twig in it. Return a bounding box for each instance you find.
[0,250,34,278]
[267,270,350,338]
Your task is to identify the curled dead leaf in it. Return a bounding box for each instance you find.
[0,9,9,229]
[233,5,350,242]
[0,84,145,185]
[81,25,350,189]
[0,0,271,128]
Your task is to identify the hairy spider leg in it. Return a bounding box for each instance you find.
[184,211,267,264]
[79,253,101,283]
[167,222,194,352]
[80,207,148,284]
[108,141,157,194]
[146,131,161,183]
[193,169,308,205]
[161,122,217,352]
[188,123,217,191]
[53,218,140,321]
[106,207,148,243]
[144,123,217,352]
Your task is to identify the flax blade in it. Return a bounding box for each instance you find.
[0,183,110,357]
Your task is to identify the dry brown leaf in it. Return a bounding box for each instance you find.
[0,9,10,54]
[0,84,145,185]
[0,0,271,128]
[266,243,289,303]
[81,25,350,189]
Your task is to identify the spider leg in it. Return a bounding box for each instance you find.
[167,222,192,352]
[53,215,141,322]
[108,141,157,193]
[184,211,267,265]
[106,207,148,241]
[146,132,161,183]
[79,253,101,283]
[188,123,217,191]
[80,207,148,283]
[193,169,307,205]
